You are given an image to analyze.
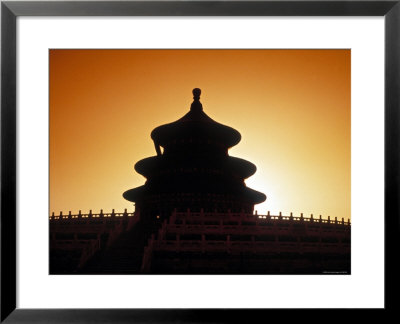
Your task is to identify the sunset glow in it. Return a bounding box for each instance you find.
[50,49,350,219]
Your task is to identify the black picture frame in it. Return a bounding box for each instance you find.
[1,0,399,322]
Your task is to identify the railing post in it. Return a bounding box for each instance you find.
[310,214,314,222]
[342,217,345,225]
[100,209,103,217]
[171,208,177,224]
[279,212,282,220]
[319,215,322,223]
[300,213,304,221]
[68,211,72,219]
[51,212,55,219]
[78,210,82,218]
[335,217,337,224]
[59,211,63,218]
[328,216,331,224]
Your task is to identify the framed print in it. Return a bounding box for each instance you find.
[1,0,399,322]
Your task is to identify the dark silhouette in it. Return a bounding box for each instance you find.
[50,89,350,274]
[123,88,266,234]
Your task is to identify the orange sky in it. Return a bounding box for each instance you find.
[49,49,350,220]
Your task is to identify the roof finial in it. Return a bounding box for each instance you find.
[193,88,201,101]
[190,88,203,112]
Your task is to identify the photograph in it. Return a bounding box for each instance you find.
[49,49,351,275]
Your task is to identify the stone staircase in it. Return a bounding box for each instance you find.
[80,222,149,274]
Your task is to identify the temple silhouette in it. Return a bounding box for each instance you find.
[50,89,351,274]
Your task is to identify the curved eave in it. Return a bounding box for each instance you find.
[134,156,160,176]
[243,187,267,204]
[123,186,146,202]
[229,157,257,179]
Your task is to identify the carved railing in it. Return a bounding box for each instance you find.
[50,209,350,226]
[170,209,351,226]
[49,209,134,221]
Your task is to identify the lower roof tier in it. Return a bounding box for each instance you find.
[123,184,266,205]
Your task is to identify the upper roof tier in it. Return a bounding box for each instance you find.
[151,89,241,149]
